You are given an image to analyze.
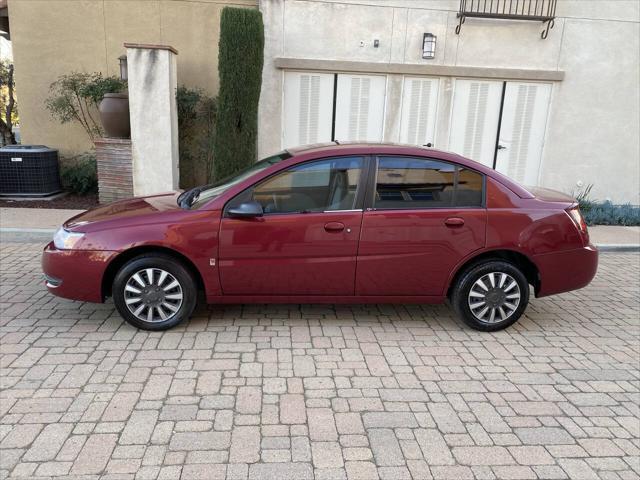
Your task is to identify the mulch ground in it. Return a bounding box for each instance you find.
[0,193,99,210]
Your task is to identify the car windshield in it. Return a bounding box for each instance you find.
[184,151,292,209]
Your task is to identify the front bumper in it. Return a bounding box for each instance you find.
[42,242,117,303]
[534,244,598,297]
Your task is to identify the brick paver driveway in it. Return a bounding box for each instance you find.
[1,242,638,480]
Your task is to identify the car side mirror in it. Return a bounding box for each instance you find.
[227,201,264,218]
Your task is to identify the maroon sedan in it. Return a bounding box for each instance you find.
[42,143,597,331]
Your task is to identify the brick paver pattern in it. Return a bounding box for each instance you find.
[0,243,639,480]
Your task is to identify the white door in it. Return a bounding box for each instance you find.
[283,72,334,149]
[495,82,552,185]
[399,76,440,146]
[334,74,386,142]
[448,79,503,167]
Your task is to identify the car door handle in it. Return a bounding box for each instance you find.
[324,222,345,232]
[444,217,465,227]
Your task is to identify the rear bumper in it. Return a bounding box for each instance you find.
[534,244,598,297]
[42,242,117,303]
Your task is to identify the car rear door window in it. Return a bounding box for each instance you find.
[374,156,483,209]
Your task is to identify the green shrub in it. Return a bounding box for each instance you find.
[46,72,127,141]
[573,183,639,226]
[213,7,264,180]
[582,202,640,226]
[59,152,98,195]
[176,86,217,188]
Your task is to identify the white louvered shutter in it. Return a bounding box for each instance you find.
[400,77,440,146]
[283,72,334,149]
[334,74,386,142]
[448,79,503,167]
[495,82,552,185]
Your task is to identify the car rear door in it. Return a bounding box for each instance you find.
[356,156,487,296]
[218,156,367,296]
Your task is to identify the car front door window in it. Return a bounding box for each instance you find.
[227,157,364,215]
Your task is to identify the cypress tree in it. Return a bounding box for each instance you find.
[213,7,264,180]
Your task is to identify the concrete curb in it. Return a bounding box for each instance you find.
[0,228,56,243]
[596,244,640,253]
[1,227,639,252]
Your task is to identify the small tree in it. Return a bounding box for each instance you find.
[0,60,18,146]
[45,72,126,141]
[213,7,264,180]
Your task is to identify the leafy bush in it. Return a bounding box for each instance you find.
[582,202,640,226]
[573,183,639,226]
[213,7,264,180]
[176,86,217,188]
[46,73,127,141]
[59,152,98,195]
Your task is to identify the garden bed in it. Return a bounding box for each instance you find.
[0,193,98,210]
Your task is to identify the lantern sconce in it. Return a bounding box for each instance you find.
[118,54,128,81]
[422,33,436,59]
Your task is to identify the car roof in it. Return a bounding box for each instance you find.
[285,142,534,199]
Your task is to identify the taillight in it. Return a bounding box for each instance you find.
[566,206,589,239]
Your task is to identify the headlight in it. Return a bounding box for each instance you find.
[53,228,85,250]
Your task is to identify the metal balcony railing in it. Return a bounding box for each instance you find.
[456,0,558,39]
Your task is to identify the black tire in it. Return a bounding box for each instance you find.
[112,253,197,331]
[451,260,529,332]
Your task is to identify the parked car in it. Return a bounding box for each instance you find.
[42,143,598,331]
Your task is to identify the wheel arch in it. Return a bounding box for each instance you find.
[446,249,540,299]
[101,245,206,300]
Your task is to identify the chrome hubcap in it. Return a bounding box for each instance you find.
[124,268,183,323]
[468,272,521,324]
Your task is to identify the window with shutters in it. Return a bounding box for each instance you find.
[449,79,503,168]
[283,72,334,149]
[400,77,439,146]
[334,74,386,142]
[495,82,552,185]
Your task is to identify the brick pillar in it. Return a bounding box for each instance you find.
[94,138,133,204]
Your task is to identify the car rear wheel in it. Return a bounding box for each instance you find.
[451,260,529,331]
[113,254,197,330]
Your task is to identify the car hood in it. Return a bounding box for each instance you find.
[64,192,182,230]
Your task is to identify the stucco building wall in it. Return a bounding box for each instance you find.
[8,0,256,156]
[258,0,640,204]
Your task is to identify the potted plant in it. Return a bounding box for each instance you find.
[99,91,130,138]
[98,57,129,138]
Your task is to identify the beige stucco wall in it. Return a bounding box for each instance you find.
[258,0,640,204]
[8,0,256,156]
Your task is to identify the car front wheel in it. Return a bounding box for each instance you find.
[113,254,197,330]
[451,260,530,331]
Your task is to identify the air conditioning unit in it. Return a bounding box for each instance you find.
[0,145,62,196]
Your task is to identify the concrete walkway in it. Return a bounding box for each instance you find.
[1,207,638,250]
[0,207,84,230]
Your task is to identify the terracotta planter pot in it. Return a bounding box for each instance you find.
[99,93,130,138]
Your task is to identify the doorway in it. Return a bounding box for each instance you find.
[449,79,552,185]
[282,71,386,149]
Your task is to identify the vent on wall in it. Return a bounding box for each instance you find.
[456,0,558,39]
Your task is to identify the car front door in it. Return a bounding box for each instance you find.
[356,156,487,296]
[218,156,366,296]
